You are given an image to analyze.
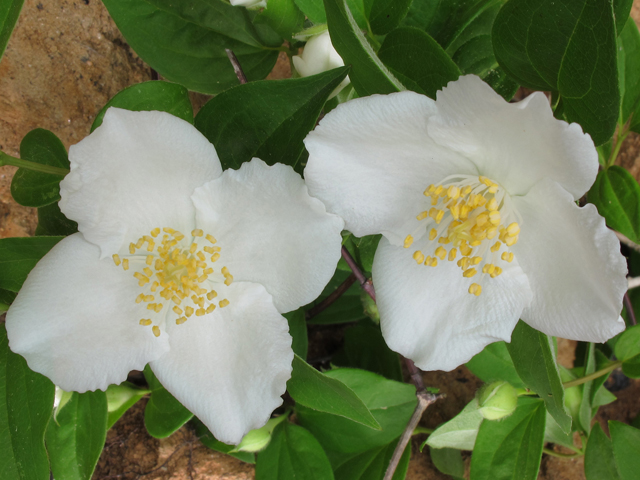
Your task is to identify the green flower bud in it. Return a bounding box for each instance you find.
[105,382,150,413]
[231,415,287,453]
[361,290,380,324]
[477,381,518,420]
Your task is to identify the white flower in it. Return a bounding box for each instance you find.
[230,0,266,8]
[304,75,627,372]
[6,108,344,444]
[292,31,350,99]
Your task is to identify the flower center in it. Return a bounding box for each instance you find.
[111,227,233,336]
[404,175,521,297]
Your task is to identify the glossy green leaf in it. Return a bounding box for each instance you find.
[334,439,410,480]
[492,0,619,145]
[257,0,305,39]
[284,309,308,359]
[352,234,381,273]
[614,0,633,35]
[369,0,412,35]
[430,447,464,480]
[294,0,327,23]
[34,202,78,237]
[256,422,334,480]
[106,383,149,429]
[470,397,546,480]
[0,289,16,313]
[618,19,640,132]
[11,129,68,207]
[91,81,193,132]
[288,356,380,429]
[102,0,280,94]
[506,321,571,433]
[324,0,405,96]
[296,368,416,464]
[614,325,640,361]
[466,341,524,388]
[0,0,23,61]
[425,399,483,451]
[544,412,575,450]
[195,67,349,171]
[588,166,640,243]
[0,236,64,292]
[0,324,55,480]
[585,423,621,480]
[46,391,107,480]
[192,418,255,464]
[333,321,402,381]
[143,365,193,438]
[403,0,518,100]
[377,27,460,99]
[610,421,640,480]
[578,343,597,434]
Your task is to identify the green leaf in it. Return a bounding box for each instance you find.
[195,68,349,171]
[256,422,334,480]
[369,0,412,35]
[102,0,280,94]
[257,0,306,40]
[425,399,483,451]
[0,0,23,61]
[377,27,461,99]
[294,0,327,23]
[192,418,255,464]
[618,19,640,132]
[466,341,524,388]
[143,365,193,438]
[284,309,308,359]
[585,423,622,480]
[492,0,619,145]
[106,383,149,430]
[288,356,380,429]
[506,321,572,434]
[588,166,640,243]
[324,0,405,96]
[429,447,465,480]
[578,343,597,434]
[334,439,410,480]
[610,421,640,480]
[0,289,16,313]
[403,0,518,100]
[333,321,402,381]
[0,324,55,480]
[91,81,193,132]
[470,397,546,480]
[544,412,575,450]
[46,391,108,480]
[0,236,64,292]
[296,368,416,464]
[11,129,68,207]
[614,0,633,35]
[35,202,78,237]
[614,324,640,361]
[352,234,381,273]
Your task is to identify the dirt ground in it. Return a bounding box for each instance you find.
[1,1,639,479]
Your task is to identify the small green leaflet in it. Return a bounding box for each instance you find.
[143,365,193,438]
[584,423,621,480]
[0,0,24,61]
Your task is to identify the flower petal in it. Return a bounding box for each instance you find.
[6,233,169,392]
[512,179,626,341]
[427,75,598,200]
[192,158,344,313]
[149,281,293,445]
[373,238,532,371]
[304,91,477,243]
[59,108,222,258]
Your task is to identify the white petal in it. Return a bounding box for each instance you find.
[427,75,598,200]
[6,233,170,392]
[512,179,627,341]
[304,92,478,243]
[149,281,293,445]
[373,238,533,371]
[192,158,344,313]
[59,108,222,258]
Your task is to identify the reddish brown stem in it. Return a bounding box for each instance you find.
[225,49,248,85]
[624,292,637,326]
[341,246,376,301]
[306,273,357,320]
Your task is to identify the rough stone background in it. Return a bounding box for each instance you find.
[1,1,639,479]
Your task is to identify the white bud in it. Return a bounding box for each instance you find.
[230,0,266,8]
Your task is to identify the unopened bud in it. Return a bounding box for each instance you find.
[361,289,379,323]
[105,382,150,413]
[477,381,517,420]
[232,415,287,453]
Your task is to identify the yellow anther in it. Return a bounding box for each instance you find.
[206,304,216,314]
[145,255,153,266]
[463,268,477,278]
[476,213,488,227]
[429,228,438,241]
[470,240,482,247]
[129,243,136,254]
[491,267,503,278]
[460,243,472,256]
[169,295,180,305]
[482,264,496,274]
[185,306,194,317]
[488,211,501,226]
[189,243,197,254]
[173,306,183,315]
[192,229,204,237]
[487,227,498,239]
[486,198,498,211]
[224,275,233,286]
[219,299,230,308]
[491,241,502,252]
[489,185,498,194]
[136,294,145,304]
[176,317,187,325]
[431,196,439,205]
[146,241,155,252]
[174,232,185,241]
[197,251,205,261]
[113,254,121,266]
[448,248,457,261]
[147,303,156,310]
[404,235,414,248]
[152,326,161,337]
[150,228,160,237]
[429,207,438,219]
[462,185,472,195]
[413,251,425,264]
[136,238,145,249]
[468,283,482,296]
[434,185,443,196]
[143,267,153,277]
[205,234,217,244]
[447,186,460,200]
[134,272,149,282]
[471,256,482,265]
[196,308,205,316]
[507,222,520,236]
[139,319,152,326]
[207,291,218,300]
[417,211,429,220]
[435,210,445,224]
[435,246,447,260]
[505,235,518,247]
[163,227,175,234]
[211,253,220,262]
[438,237,450,244]
[460,205,470,219]
[204,267,214,275]
[150,281,159,292]
[144,295,154,302]
[501,252,514,263]
[449,203,460,220]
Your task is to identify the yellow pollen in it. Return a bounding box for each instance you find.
[211,253,220,262]
[429,229,438,241]
[486,198,498,211]
[505,235,518,247]
[192,229,203,237]
[139,319,152,326]
[224,275,233,286]
[136,294,145,304]
[129,243,136,254]
[196,308,205,316]
[113,254,121,266]
[507,222,520,236]
[438,237,450,244]
[143,267,153,277]
[435,246,446,260]
[144,295,154,302]
[435,210,445,224]
[163,227,175,234]
[404,235,414,248]
[417,211,429,220]
[219,299,230,308]
[460,243,472,256]
[152,326,161,337]
[150,228,160,237]
[206,234,217,244]
[151,281,159,292]
[206,304,216,314]
[501,252,514,263]
[463,268,477,278]
[173,306,183,315]
[489,211,501,225]
[448,248,457,261]
[468,283,482,296]
[136,238,144,249]
[471,256,482,265]
[189,243,197,254]
[482,264,496,274]
[491,267,503,278]
[413,251,425,264]
[176,317,187,325]
[207,291,218,300]
[185,306,194,317]
[491,241,502,252]
[447,186,460,199]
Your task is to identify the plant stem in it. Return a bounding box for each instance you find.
[0,151,69,176]
[607,124,629,168]
[341,246,376,301]
[543,447,583,459]
[225,49,248,85]
[624,292,637,326]
[563,361,622,389]
[305,273,357,319]
[412,426,434,436]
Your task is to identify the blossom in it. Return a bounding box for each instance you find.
[304,75,627,372]
[230,0,266,8]
[292,31,350,99]
[6,108,344,444]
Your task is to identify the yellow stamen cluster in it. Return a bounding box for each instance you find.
[114,227,233,336]
[405,176,520,297]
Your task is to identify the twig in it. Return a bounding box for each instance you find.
[306,273,357,319]
[404,357,425,392]
[624,292,637,326]
[629,276,640,290]
[341,246,376,301]
[225,49,248,85]
[616,232,640,253]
